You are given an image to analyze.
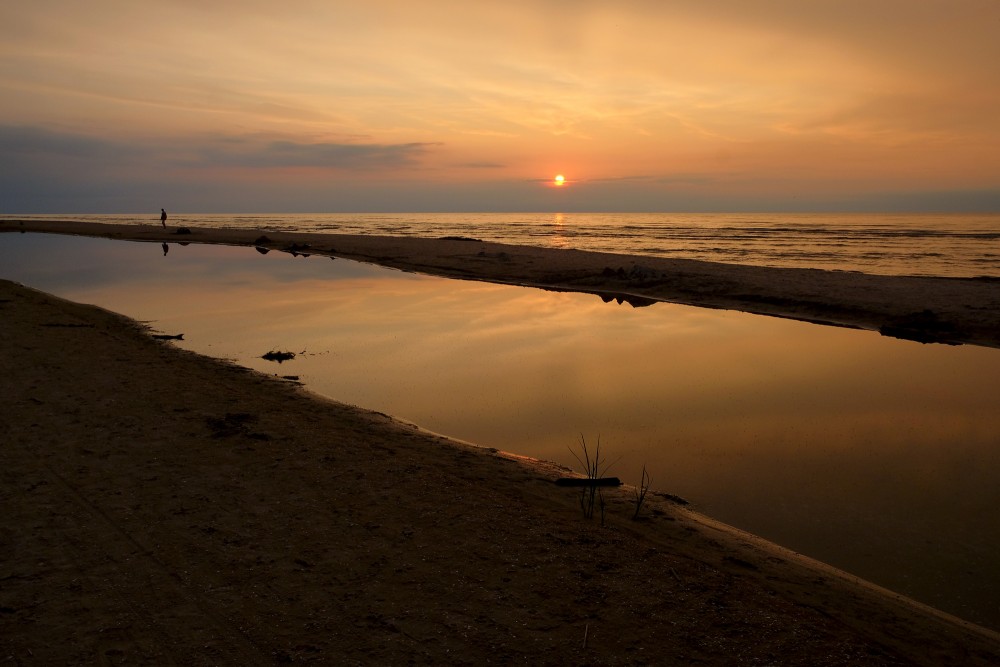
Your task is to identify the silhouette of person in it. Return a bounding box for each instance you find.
[162,242,169,256]
[161,208,167,228]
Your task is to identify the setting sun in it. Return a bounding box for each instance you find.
[554,174,566,187]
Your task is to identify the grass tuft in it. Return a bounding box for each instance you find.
[632,465,652,520]
[569,435,619,523]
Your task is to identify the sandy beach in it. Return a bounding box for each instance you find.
[4,218,1000,348]
[2,222,1000,664]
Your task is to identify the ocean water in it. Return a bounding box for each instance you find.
[11,212,1000,278]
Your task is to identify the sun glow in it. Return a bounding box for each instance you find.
[553,174,566,187]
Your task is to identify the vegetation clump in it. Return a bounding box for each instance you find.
[569,435,620,524]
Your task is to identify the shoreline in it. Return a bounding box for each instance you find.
[4,218,1000,348]
[3,278,1000,663]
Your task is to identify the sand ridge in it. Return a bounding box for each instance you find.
[4,218,999,348]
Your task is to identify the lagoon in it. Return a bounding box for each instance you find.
[3,232,1000,629]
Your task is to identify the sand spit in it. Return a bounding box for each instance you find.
[3,218,1000,348]
[2,276,1000,663]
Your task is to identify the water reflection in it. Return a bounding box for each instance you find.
[3,232,1000,629]
[551,212,569,249]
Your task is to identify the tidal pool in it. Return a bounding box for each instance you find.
[3,232,1000,629]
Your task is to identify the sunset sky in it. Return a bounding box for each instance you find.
[2,0,998,212]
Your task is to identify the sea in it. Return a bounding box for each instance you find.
[11,212,1000,278]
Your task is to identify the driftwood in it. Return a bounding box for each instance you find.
[554,477,622,487]
[151,333,184,340]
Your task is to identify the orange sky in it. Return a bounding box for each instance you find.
[1,0,998,211]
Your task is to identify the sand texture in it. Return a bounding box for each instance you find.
[3,275,1000,664]
[4,218,1000,348]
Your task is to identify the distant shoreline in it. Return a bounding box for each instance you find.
[5,218,999,348]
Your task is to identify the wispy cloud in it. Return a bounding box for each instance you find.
[195,138,440,170]
[0,125,438,173]
[0,125,145,160]
[454,161,506,169]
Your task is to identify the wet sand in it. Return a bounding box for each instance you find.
[3,224,1000,663]
[4,218,1000,348]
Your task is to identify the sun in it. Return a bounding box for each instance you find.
[553,174,566,187]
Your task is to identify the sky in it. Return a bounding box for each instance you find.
[1,0,999,213]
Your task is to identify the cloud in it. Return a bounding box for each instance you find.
[0,125,145,160]
[454,161,506,169]
[0,124,439,174]
[0,125,444,212]
[195,138,440,170]
[779,88,1000,144]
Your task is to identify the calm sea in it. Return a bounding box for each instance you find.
[10,212,1000,278]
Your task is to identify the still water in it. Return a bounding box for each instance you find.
[3,232,1000,629]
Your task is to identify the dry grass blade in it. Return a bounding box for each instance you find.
[632,465,652,520]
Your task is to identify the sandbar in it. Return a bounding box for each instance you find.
[4,218,1000,348]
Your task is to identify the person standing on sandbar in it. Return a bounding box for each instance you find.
[161,208,167,228]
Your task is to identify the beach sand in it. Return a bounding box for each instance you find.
[4,218,1000,348]
[3,223,1000,663]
